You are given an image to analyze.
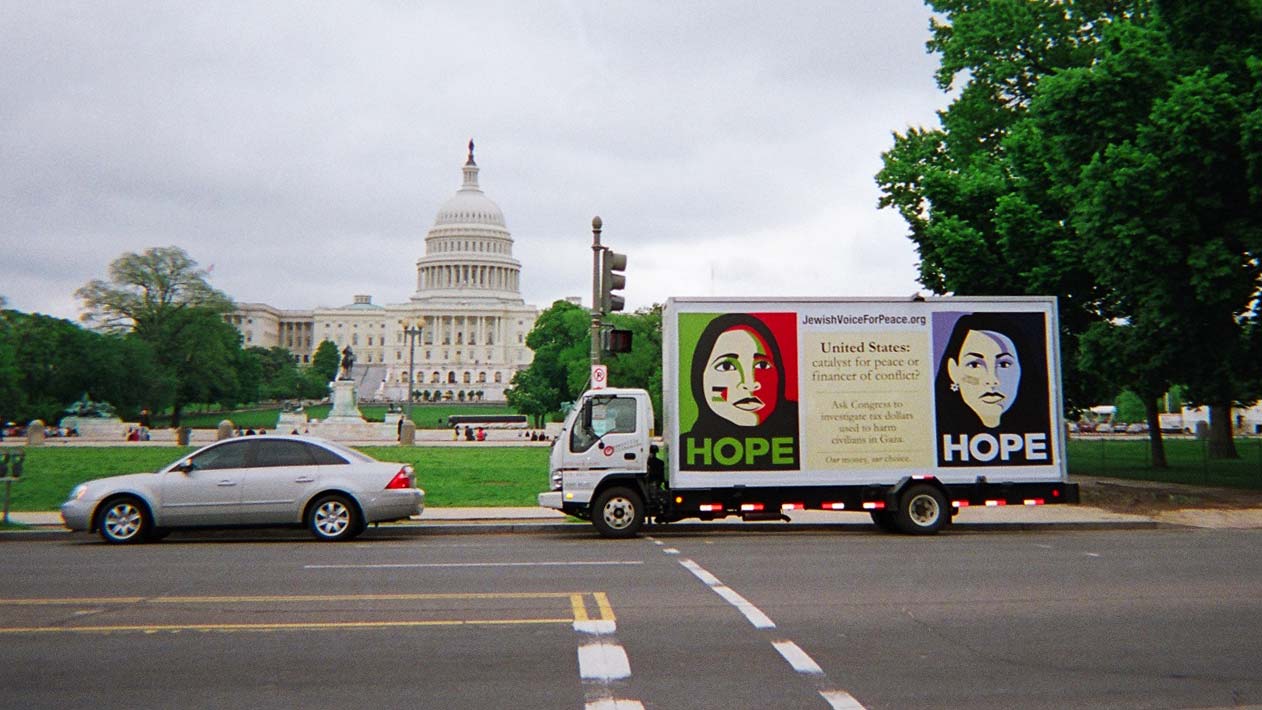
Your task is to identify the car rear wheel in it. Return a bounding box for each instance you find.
[98,496,151,544]
[307,494,362,542]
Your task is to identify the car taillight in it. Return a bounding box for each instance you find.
[385,467,413,490]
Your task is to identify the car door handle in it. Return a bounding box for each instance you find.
[624,453,636,460]
[295,476,315,483]
[217,480,237,487]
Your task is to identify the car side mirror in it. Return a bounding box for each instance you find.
[175,459,195,474]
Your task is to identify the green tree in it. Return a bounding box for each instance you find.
[0,308,27,421]
[606,305,664,428]
[311,339,341,382]
[163,308,248,417]
[505,300,592,423]
[0,310,163,424]
[77,246,233,337]
[77,247,237,426]
[878,0,1262,461]
[1064,4,1262,459]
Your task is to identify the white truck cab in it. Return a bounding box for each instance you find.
[539,388,657,535]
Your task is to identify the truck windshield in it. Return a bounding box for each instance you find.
[569,395,636,453]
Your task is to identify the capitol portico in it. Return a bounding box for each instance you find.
[227,143,538,403]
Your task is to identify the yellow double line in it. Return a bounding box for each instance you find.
[0,592,616,635]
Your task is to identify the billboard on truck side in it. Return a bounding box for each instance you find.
[665,297,1066,490]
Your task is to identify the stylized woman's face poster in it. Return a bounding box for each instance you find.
[946,328,1021,428]
[678,311,800,471]
[932,310,1052,468]
[702,325,780,426]
[679,312,798,432]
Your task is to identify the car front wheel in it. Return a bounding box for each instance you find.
[307,494,362,542]
[98,497,151,544]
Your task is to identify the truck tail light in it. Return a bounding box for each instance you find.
[385,468,413,490]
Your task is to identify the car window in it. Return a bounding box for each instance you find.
[316,439,374,463]
[190,441,250,470]
[306,443,349,465]
[254,440,317,468]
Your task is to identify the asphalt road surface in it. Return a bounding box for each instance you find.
[3,527,1261,709]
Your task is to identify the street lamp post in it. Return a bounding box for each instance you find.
[402,318,426,421]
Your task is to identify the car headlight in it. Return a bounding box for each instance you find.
[550,473,563,491]
[68,484,88,502]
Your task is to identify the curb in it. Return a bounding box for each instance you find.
[0,518,1168,541]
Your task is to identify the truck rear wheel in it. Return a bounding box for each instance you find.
[591,487,644,539]
[895,483,948,535]
[869,509,899,533]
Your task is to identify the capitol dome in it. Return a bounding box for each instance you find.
[413,141,523,304]
[433,158,506,228]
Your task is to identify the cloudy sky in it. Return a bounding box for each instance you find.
[1,1,948,321]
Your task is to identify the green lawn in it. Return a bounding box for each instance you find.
[169,403,518,430]
[1066,436,1262,490]
[1,445,547,511]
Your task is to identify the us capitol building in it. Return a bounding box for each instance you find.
[227,143,538,403]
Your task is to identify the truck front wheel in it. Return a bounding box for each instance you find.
[591,487,645,538]
[895,483,948,535]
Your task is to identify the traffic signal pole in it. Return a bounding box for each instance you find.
[591,216,603,367]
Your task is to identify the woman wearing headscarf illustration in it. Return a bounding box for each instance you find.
[933,312,1052,467]
[679,312,800,471]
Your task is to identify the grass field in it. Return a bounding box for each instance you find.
[2,445,547,512]
[1066,437,1262,490]
[6,437,1262,514]
[170,403,519,430]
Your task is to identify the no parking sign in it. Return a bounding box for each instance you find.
[591,364,608,390]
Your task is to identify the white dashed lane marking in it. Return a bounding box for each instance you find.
[773,640,824,674]
[651,539,868,710]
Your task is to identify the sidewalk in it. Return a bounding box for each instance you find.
[8,502,1262,534]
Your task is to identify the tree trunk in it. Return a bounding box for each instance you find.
[1144,398,1167,468]
[170,402,183,429]
[1207,401,1239,459]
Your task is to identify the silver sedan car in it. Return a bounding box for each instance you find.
[61,435,424,543]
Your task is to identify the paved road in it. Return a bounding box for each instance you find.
[3,527,1261,709]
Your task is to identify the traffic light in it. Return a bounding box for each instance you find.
[600,249,627,314]
[604,328,633,353]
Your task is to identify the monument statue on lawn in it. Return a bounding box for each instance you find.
[339,346,356,381]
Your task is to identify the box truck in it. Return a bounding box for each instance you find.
[538,297,1078,537]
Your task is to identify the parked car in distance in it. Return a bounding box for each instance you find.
[61,435,424,543]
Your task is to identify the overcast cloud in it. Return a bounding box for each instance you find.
[1,1,947,321]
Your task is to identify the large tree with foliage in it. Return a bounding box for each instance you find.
[77,246,237,425]
[507,301,666,427]
[505,300,592,425]
[0,310,164,424]
[878,0,1262,460]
